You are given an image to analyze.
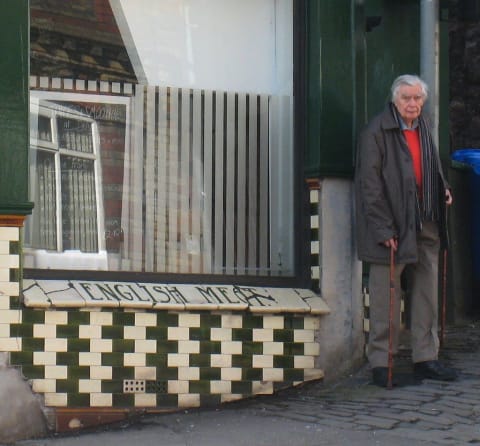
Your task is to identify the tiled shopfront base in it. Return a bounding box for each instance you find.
[7,307,323,409]
[0,226,328,422]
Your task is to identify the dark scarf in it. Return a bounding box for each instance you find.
[391,103,440,226]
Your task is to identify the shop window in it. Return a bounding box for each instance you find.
[27,0,294,278]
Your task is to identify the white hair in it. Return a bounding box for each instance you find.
[390,74,428,102]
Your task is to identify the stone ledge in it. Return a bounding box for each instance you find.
[23,280,330,315]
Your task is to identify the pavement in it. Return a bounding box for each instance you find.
[13,319,480,446]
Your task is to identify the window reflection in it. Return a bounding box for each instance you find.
[28,0,294,277]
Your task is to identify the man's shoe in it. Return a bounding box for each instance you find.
[372,367,397,387]
[413,360,458,381]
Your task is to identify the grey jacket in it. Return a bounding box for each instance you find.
[354,104,448,265]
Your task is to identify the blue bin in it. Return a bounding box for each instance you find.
[451,149,480,280]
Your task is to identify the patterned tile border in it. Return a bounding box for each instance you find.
[0,225,329,416]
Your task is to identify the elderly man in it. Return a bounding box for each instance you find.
[355,74,457,387]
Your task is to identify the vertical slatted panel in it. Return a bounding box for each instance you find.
[225,92,236,274]
[248,96,258,273]
[156,87,168,271]
[236,93,247,274]
[144,85,156,271]
[179,89,191,273]
[191,89,202,273]
[202,90,213,274]
[213,92,225,273]
[122,86,273,276]
[131,86,144,270]
[167,87,179,272]
[258,95,270,273]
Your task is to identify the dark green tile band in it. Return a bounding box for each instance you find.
[56,324,79,338]
[22,337,45,351]
[112,339,135,353]
[68,393,90,407]
[22,309,45,324]
[10,323,33,337]
[68,311,91,325]
[102,325,124,339]
[56,379,78,393]
[10,351,33,365]
[68,366,90,380]
[57,352,79,366]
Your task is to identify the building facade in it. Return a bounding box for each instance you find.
[0,0,457,439]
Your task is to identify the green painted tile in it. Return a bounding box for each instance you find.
[199,367,221,380]
[112,339,135,353]
[156,340,178,354]
[68,366,90,380]
[22,309,45,324]
[283,317,304,330]
[56,379,78,393]
[273,356,294,368]
[310,253,319,265]
[232,354,252,368]
[10,268,20,282]
[9,241,20,255]
[242,316,263,329]
[112,393,134,407]
[112,366,135,380]
[310,228,319,240]
[284,368,305,381]
[145,353,168,368]
[22,337,45,351]
[68,393,90,407]
[10,323,33,337]
[57,324,79,338]
[102,352,124,367]
[242,368,263,381]
[101,380,123,393]
[112,312,135,326]
[156,312,178,327]
[68,312,90,325]
[9,296,22,309]
[102,325,124,339]
[189,380,210,394]
[200,314,221,328]
[189,354,211,367]
[21,365,45,379]
[232,328,252,342]
[273,329,294,343]
[160,368,178,380]
[56,352,79,366]
[156,394,178,407]
[231,381,252,395]
[145,326,168,340]
[199,395,221,407]
[283,343,304,356]
[189,327,211,341]
[199,341,221,354]
[10,351,33,365]
[67,339,90,352]
[242,341,263,355]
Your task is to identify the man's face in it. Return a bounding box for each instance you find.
[394,84,425,125]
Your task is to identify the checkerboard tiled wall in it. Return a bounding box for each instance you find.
[0,227,324,411]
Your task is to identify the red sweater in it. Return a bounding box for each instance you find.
[403,128,422,196]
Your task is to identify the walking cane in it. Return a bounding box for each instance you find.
[440,249,448,348]
[387,245,395,390]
